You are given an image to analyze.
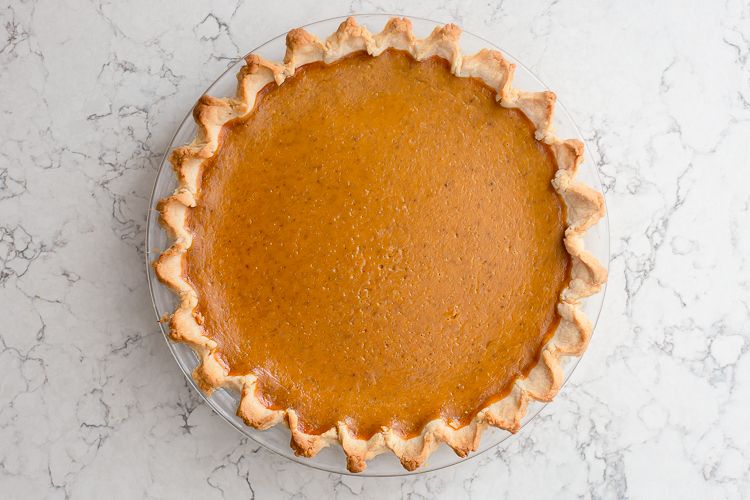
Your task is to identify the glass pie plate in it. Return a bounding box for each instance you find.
[145,14,610,477]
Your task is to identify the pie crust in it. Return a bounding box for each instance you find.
[154,17,607,472]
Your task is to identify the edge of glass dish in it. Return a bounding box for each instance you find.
[145,13,610,477]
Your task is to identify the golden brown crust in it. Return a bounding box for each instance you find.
[153,16,608,472]
[458,49,516,102]
[371,17,416,56]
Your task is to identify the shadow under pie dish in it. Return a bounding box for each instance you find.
[153,16,607,473]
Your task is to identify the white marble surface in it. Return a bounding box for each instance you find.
[1,0,748,497]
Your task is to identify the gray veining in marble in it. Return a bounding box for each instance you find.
[1,0,749,498]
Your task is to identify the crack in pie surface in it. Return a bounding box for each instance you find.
[154,17,607,473]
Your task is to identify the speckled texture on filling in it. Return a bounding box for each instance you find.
[185,49,569,439]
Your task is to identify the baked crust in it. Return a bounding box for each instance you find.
[153,16,607,473]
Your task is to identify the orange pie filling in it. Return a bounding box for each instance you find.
[184,49,570,440]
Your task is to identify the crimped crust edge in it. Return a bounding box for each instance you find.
[153,16,608,473]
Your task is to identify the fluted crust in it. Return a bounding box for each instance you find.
[153,16,607,473]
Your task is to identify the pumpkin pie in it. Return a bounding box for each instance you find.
[153,17,607,472]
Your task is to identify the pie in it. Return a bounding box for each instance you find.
[153,17,607,473]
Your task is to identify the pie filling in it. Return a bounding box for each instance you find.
[184,49,570,439]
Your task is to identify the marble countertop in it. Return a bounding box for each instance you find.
[2,0,748,498]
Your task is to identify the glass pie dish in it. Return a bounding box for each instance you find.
[145,13,610,477]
